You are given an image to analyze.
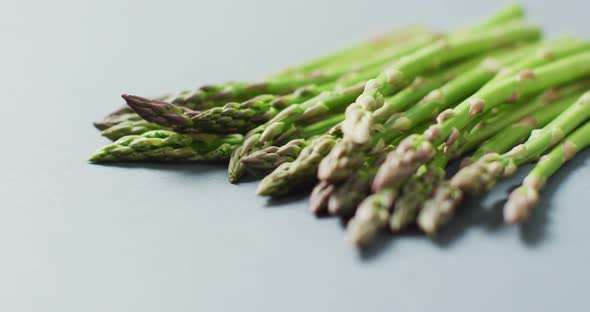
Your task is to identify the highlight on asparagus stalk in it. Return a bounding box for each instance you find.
[504,121,590,223]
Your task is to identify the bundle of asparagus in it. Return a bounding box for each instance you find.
[90,4,590,249]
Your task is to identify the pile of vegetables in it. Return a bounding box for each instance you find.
[90,5,590,247]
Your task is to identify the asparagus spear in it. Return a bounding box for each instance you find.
[89,130,243,163]
[372,51,590,192]
[504,121,590,223]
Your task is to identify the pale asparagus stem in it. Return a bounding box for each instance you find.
[342,22,541,144]
[452,91,590,194]
[374,51,590,192]
[89,130,243,163]
[504,122,590,223]
[278,25,434,78]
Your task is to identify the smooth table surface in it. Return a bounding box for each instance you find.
[2,0,590,311]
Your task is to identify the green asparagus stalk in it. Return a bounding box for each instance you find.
[89,130,244,163]
[341,22,541,144]
[372,50,590,192]
[504,121,590,223]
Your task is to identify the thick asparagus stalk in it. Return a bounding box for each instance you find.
[342,22,541,144]
[504,121,590,223]
[373,51,590,192]
[89,130,243,163]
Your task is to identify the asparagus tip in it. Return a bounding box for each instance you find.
[503,187,539,224]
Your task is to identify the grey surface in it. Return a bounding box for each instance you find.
[2,0,590,311]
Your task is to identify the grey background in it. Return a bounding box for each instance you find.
[2,0,590,311]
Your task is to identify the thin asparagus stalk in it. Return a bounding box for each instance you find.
[504,121,590,223]
[372,50,590,192]
[89,130,244,163]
